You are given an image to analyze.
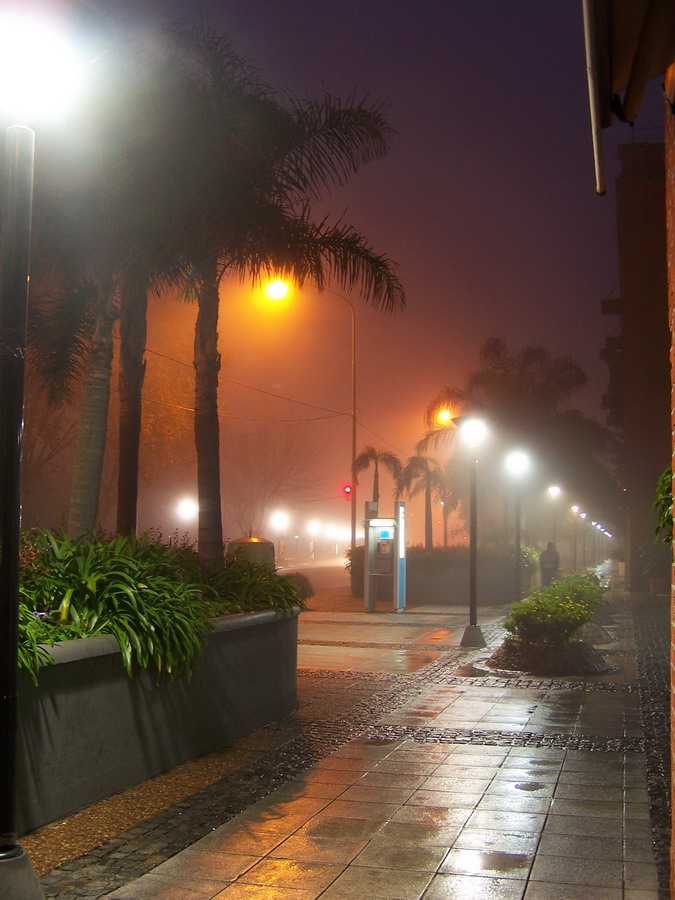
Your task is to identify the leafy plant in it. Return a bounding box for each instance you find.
[504,574,604,647]
[638,538,672,579]
[204,558,304,615]
[281,572,314,602]
[18,529,304,683]
[653,465,672,545]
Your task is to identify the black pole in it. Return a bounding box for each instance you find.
[514,484,522,603]
[468,453,477,626]
[0,125,44,898]
[460,451,485,647]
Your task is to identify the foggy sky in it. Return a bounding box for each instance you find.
[96,1,664,542]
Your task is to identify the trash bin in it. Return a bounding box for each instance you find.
[226,536,275,567]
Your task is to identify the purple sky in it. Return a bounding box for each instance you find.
[100,1,665,540]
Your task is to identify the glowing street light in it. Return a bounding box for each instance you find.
[547,484,562,542]
[263,279,290,302]
[262,279,358,556]
[0,12,85,898]
[504,450,531,603]
[176,498,199,521]
[453,415,489,647]
[270,510,291,532]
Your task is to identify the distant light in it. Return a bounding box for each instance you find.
[264,280,290,301]
[270,510,290,531]
[571,505,580,514]
[307,519,321,536]
[176,498,198,521]
[436,407,452,426]
[547,484,562,499]
[504,449,530,479]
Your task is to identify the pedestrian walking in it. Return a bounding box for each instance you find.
[540,541,560,585]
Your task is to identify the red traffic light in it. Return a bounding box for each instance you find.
[342,484,353,497]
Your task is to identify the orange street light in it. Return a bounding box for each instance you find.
[263,279,290,301]
[261,279,358,556]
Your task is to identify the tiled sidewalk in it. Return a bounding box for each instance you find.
[106,738,656,899]
[101,593,662,900]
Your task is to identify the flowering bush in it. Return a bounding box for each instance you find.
[504,574,604,647]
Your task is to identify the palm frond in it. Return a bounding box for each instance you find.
[27,280,99,403]
[278,94,393,200]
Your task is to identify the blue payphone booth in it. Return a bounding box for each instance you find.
[364,501,406,612]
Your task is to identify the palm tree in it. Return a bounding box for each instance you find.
[29,36,180,539]
[398,456,457,550]
[418,337,620,518]
[399,456,457,550]
[430,459,458,548]
[30,22,405,555]
[163,22,405,564]
[354,446,402,508]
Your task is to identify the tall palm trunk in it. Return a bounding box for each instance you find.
[424,484,433,550]
[442,504,450,548]
[372,462,380,506]
[194,262,224,565]
[67,285,116,539]
[116,282,148,536]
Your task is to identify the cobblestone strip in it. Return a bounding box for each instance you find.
[298,639,456,651]
[630,593,671,895]
[363,723,645,752]
[39,649,476,897]
[39,607,667,898]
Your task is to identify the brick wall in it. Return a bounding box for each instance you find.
[666,63,675,900]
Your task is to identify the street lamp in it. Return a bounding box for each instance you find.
[504,450,531,604]
[570,505,580,572]
[453,415,489,648]
[269,510,290,565]
[0,12,84,898]
[263,280,358,557]
[547,484,562,543]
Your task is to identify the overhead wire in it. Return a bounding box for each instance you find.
[113,337,404,448]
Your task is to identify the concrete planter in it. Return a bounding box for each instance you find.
[17,609,299,835]
[406,567,515,606]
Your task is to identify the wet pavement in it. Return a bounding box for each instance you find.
[34,589,669,899]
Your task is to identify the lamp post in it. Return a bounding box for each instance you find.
[570,505,580,572]
[547,484,562,543]
[318,289,357,557]
[579,511,588,568]
[504,450,531,604]
[0,14,82,897]
[264,281,358,556]
[453,415,488,648]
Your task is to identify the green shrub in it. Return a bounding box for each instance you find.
[18,529,303,683]
[653,465,672,545]
[204,558,304,614]
[504,574,604,647]
[281,571,314,601]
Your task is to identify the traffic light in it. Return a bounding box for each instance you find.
[342,484,353,499]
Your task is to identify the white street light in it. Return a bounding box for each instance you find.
[453,415,489,648]
[504,450,531,603]
[0,12,85,898]
[546,484,562,543]
[0,13,84,123]
[176,498,199,521]
[270,510,290,532]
